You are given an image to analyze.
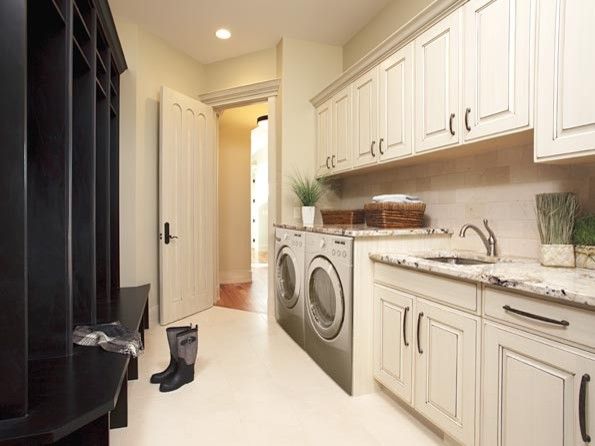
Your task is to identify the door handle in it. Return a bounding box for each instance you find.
[416,312,424,354]
[371,141,376,157]
[403,306,410,347]
[379,138,384,155]
[580,374,591,443]
[449,113,456,136]
[164,222,179,244]
[464,107,471,131]
[331,155,336,168]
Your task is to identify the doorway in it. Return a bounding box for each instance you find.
[216,102,269,313]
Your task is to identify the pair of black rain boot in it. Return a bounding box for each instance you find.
[150,325,198,392]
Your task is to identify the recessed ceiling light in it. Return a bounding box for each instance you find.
[215,28,231,40]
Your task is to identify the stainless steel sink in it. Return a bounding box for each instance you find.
[424,256,496,266]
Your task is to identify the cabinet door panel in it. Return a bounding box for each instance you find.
[414,299,478,445]
[464,0,533,141]
[483,322,595,446]
[353,69,378,167]
[415,10,461,153]
[373,285,414,403]
[379,43,413,161]
[536,0,595,160]
[331,87,352,173]
[316,100,332,175]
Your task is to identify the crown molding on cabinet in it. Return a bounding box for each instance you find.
[199,78,281,110]
[310,0,467,107]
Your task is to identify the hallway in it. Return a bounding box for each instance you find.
[216,266,268,314]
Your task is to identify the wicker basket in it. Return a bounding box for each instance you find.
[320,209,365,225]
[364,202,426,229]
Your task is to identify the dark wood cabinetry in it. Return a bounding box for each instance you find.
[1,1,139,443]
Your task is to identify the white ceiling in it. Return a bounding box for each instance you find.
[108,0,391,64]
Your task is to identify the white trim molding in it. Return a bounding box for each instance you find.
[199,79,281,110]
[310,0,466,107]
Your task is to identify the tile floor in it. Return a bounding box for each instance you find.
[111,306,444,445]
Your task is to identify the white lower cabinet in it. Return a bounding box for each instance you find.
[373,284,414,404]
[482,322,595,446]
[414,299,479,446]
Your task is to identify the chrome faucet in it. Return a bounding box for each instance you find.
[459,219,497,257]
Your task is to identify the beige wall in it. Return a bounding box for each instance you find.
[116,20,207,309]
[342,0,434,69]
[203,48,277,93]
[218,103,268,283]
[332,144,595,258]
[277,38,343,223]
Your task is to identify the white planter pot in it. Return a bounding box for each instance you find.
[302,206,316,227]
[575,245,595,270]
[539,244,575,267]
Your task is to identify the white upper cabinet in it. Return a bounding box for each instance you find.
[415,10,462,153]
[315,99,332,175]
[353,68,379,167]
[378,43,414,161]
[535,0,595,161]
[483,322,595,446]
[463,0,533,142]
[331,87,353,173]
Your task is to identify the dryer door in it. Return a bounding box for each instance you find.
[306,257,344,340]
[275,246,301,309]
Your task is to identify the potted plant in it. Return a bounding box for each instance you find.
[289,172,327,227]
[535,192,578,267]
[574,214,595,270]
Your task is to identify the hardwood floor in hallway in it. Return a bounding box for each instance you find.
[216,265,268,313]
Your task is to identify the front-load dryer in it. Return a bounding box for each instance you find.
[274,228,305,346]
[304,232,353,394]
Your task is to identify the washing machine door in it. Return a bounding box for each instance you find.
[275,246,301,309]
[306,257,344,340]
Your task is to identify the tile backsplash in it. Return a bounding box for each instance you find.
[327,143,595,258]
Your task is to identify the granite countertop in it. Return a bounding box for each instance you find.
[370,250,595,308]
[274,223,452,238]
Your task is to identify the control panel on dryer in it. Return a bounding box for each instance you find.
[291,232,303,248]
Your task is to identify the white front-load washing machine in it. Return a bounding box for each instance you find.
[274,228,305,346]
[304,232,353,394]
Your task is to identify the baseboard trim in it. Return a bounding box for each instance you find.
[219,269,252,285]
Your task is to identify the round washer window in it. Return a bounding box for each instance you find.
[306,257,344,340]
[276,248,300,308]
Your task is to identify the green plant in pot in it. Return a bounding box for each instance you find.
[535,192,578,267]
[574,214,595,270]
[289,172,327,227]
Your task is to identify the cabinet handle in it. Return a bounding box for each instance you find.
[416,312,424,354]
[403,306,410,347]
[331,155,336,168]
[379,138,384,155]
[580,374,591,443]
[371,141,376,157]
[449,113,455,136]
[465,107,471,131]
[502,305,570,327]
[326,156,331,169]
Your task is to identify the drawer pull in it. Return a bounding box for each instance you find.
[403,306,410,347]
[416,312,424,354]
[580,374,591,443]
[502,305,570,327]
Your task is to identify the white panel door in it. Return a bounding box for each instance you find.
[373,285,414,404]
[316,99,332,175]
[378,42,414,161]
[463,0,533,142]
[483,322,595,446]
[415,10,462,153]
[159,86,216,325]
[353,68,379,167]
[414,299,478,446]
[331,87,353,173]
[535,0,595,161]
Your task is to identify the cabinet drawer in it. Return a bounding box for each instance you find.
[374,262,478,312]
[483,287,595,350]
